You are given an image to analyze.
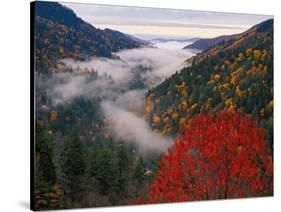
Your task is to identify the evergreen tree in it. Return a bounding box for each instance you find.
[56,128,85,206]
[116,144,130,194]
[132,157,145,184]
[95,148,118,194]
[36,122,56,183]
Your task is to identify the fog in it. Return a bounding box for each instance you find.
[61,41,194,87]
[46,41,195,151]
[101,101,171,152]
[153,40,192,50]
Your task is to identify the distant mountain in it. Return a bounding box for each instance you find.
[183,34,236,50]
[145,19,273,146]
[33,1,147,73]
[151,38,200,43]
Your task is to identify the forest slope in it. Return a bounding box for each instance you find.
[34,2,147,73]
[145,19,273,146]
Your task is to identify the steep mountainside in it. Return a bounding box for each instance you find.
[183,34,236,50]
[34,2,146,73]
[145,19,273,146]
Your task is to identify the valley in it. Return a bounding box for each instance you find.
[33,1,273,210]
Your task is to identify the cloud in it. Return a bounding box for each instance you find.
[51,74,85,103]
[114,89,146,113]
[49,72,118,104]
[101,101,171,152]
[47,41,195,105]
[42,42,194,152]
[61,43,195,89]
[62,2,272,38]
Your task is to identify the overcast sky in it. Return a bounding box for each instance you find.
[61,2,272,40]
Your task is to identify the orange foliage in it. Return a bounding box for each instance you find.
[50,111,58,122]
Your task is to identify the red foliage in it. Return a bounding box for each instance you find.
[140,110,273,204]
[135,197,142,204]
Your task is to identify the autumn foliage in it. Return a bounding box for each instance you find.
[137,110,273,204]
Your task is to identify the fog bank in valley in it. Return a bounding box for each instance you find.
[61,41,195,88]
[46,41,195,151]
[101,101,171,152]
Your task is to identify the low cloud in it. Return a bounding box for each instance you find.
[114,89,146,114]
[101,101,171,152]
[42,42,195,152]
[61,43,195,88]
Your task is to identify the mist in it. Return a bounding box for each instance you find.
[43,41,195,151]
[61,41,195,87]
[101,101,171,152]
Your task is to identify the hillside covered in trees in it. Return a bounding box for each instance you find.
[34,2,147,73]
[33,2,155,210]
[137,18,273,204]
[145,19,273,146]
[32,1,273,209]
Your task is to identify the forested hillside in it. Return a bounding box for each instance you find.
[33,2,153,210]
[34,2,146,73]
[33,2,273,209]
[134,18,274,204]
[145,19,273,147]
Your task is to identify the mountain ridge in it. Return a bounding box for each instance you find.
[183,34,236,50]
[145,19,273,146]
[34,1,147,73]
[186,19,273,65]
[104,28,152,46]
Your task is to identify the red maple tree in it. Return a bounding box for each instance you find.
[138,110,273,204]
